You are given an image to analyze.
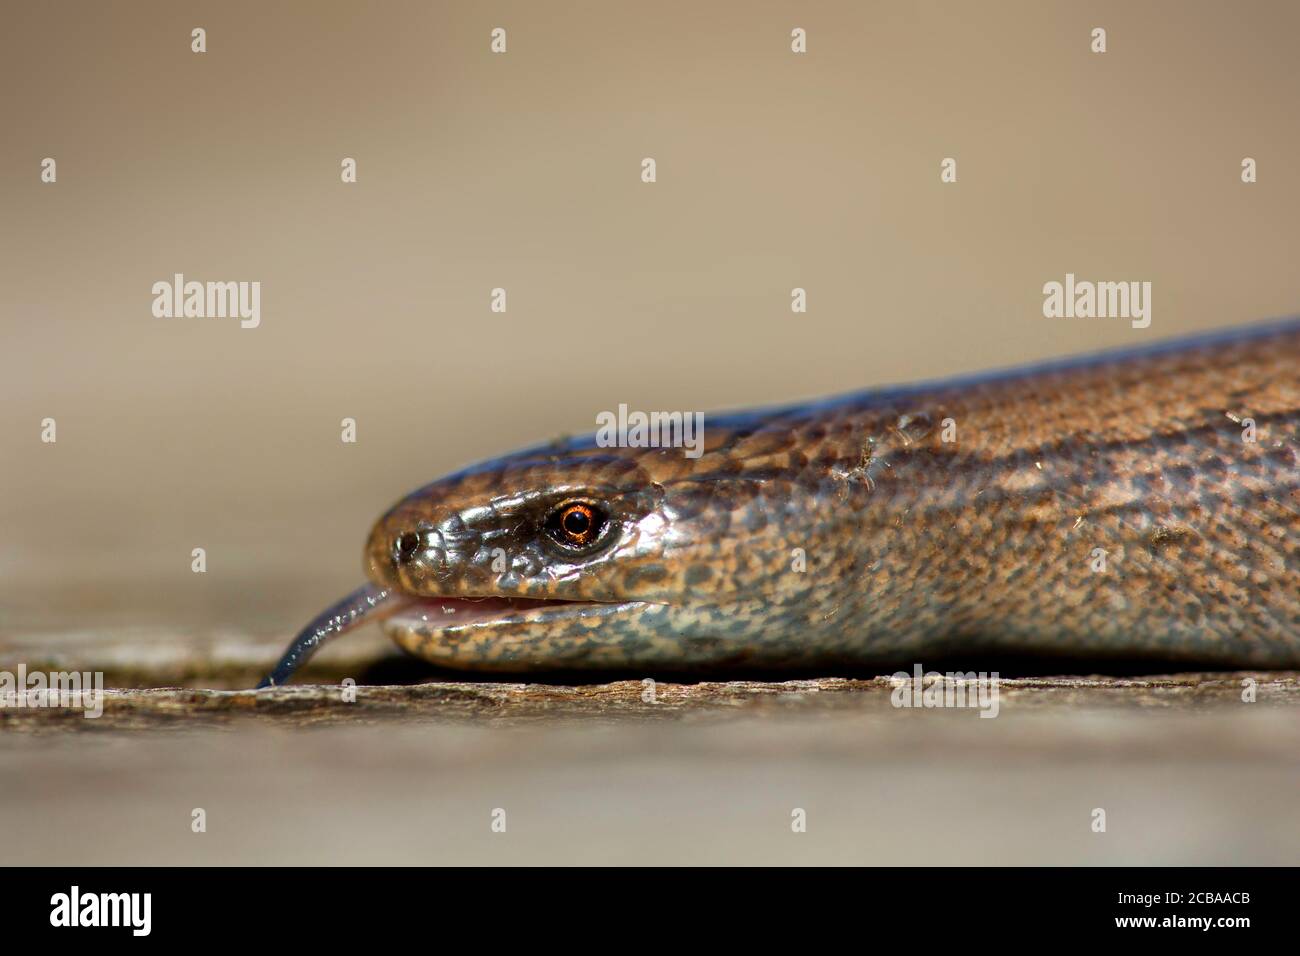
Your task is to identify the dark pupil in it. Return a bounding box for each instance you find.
[563,509,590,536]
[395,532,421,560]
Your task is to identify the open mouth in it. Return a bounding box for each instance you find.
[259,583,655,687]
[385,596,649,631]
[379,594,663,672]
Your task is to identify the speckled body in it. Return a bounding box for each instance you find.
[257,321,1300,687]
[355,320,1299,672]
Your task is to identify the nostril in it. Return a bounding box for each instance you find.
[394,531,421,563]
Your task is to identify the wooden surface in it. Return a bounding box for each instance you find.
[4,624,1299,730]
[9,673,1300,732]
[3,625,1299,865]
[7,671,1300,733]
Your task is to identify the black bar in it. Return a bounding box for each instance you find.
[1,867,1285,940]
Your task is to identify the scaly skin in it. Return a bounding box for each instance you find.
[260,318,1299,685]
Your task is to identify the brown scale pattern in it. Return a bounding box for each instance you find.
[368,320,1299,670]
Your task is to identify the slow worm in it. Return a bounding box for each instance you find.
[260,318,1299,685]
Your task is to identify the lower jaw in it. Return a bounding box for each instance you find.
[381,597,659,671]
[385,595,643,630]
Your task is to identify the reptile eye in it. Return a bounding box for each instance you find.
[545,501,609,552]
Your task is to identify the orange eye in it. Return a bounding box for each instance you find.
[545,500,609,552]
[559,503,595,544]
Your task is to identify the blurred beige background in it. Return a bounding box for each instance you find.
[2,2,1298,865]
[5,709,1299,865]
[3,1,1298,638]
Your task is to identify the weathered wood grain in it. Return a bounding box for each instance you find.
[2,624,1297,732]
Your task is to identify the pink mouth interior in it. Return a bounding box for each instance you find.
[387,596,588,628]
